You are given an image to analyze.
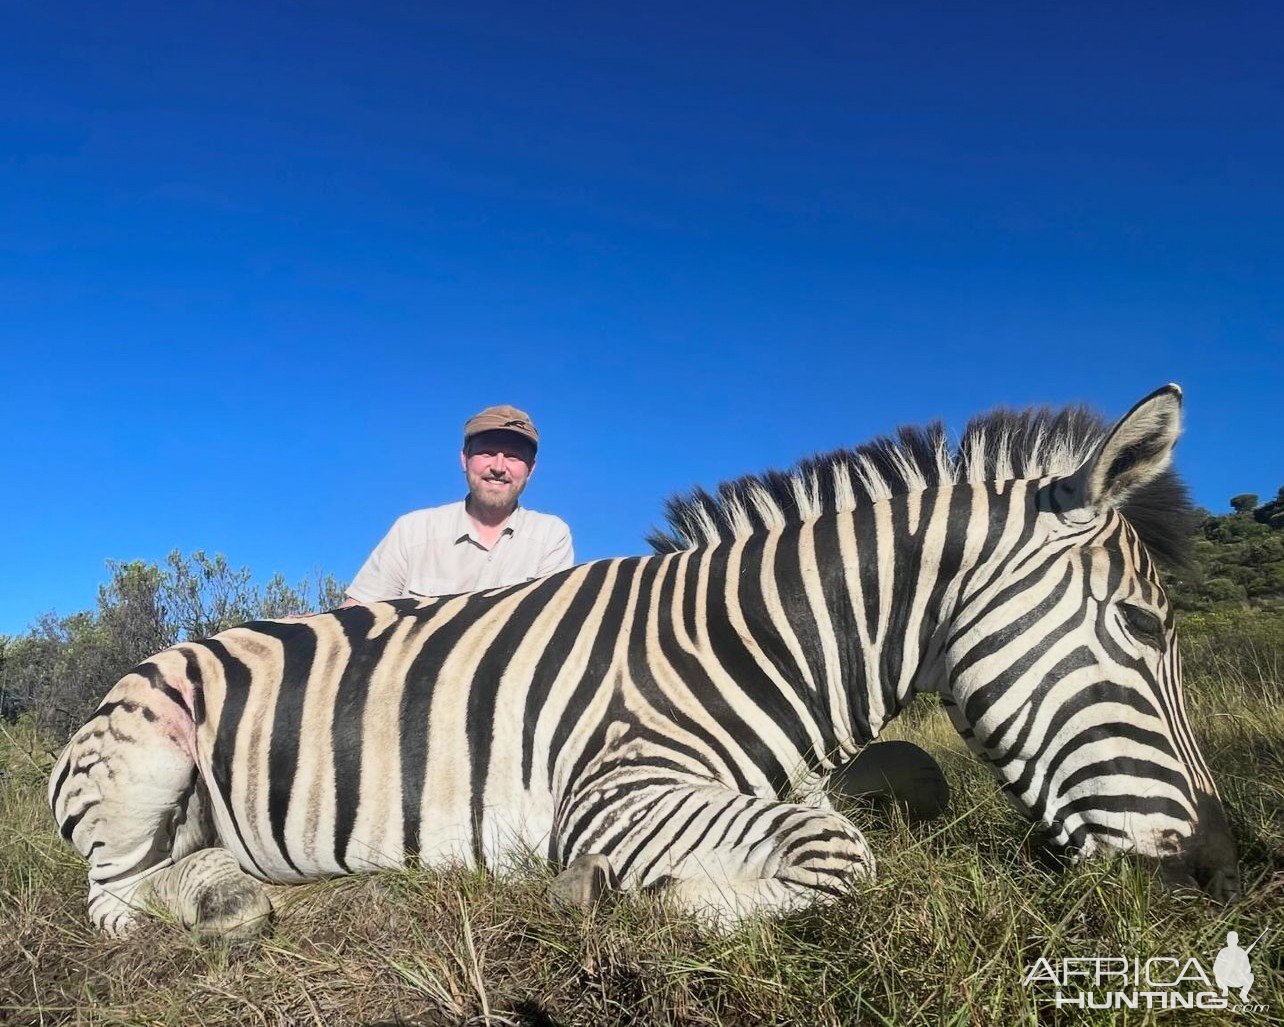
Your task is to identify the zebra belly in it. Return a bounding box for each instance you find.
[201,756,557,883]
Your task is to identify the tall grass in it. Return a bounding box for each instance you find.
[2,616,1280,1026]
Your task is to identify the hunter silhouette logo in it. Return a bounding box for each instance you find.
[1214,930,1262,1003]
[1024,928,1271,1013]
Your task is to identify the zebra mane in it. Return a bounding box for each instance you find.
[647,404,1197,567]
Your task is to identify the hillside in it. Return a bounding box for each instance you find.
[1167,487,1284,613]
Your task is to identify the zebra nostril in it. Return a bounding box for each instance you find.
[1025,825,1074,872]
[1157,857,1199,893]
[1197,863,1242,905]
[1156,852,1241,903]
[1187,793,1241,902]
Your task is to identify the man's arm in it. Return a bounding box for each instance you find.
[535,521,575,577]
[346,516,410,603]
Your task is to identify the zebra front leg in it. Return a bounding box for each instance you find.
[548,853,620,909]
[556,776,875,926]
[827,740,951,820]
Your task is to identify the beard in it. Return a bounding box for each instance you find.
[467,473,526,513]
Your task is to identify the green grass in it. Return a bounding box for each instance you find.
[3,632,1282,1026]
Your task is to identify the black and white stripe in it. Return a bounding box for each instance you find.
[49,384,1238,935]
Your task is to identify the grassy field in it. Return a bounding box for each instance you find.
[2,619,1281,1026]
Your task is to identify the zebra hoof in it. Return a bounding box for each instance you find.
[150,848,273,944]
[191,878,273,944]
[830,740,950,820]
[549,853,618,910]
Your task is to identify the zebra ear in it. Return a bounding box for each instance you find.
[1057,384,1184,512]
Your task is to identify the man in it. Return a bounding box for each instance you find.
[343,404,574,604]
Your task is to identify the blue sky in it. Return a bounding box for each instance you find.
[2,2,1280,635]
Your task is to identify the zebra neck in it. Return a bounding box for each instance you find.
[721,486,991,766]
[830,481,1033,745]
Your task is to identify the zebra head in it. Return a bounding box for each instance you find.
[943,384,1239,900]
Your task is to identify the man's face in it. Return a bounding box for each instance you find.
[461,430,536,513]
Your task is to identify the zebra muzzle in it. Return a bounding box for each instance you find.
[1153,792,1241,903]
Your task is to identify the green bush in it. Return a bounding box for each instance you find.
[0,552,347,740]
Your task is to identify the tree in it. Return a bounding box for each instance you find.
[0,551,349,739]
[162,550,258,641]
[98,560,172,666]
[1254,486,1284,529]
[1230,493,1259,515]
[259,570,349,620]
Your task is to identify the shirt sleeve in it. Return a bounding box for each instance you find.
[346,517,410,602]
[535,519,575,577]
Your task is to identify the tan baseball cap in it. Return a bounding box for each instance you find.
[463,404,540,451]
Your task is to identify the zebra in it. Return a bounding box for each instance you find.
[49,384,1239,939]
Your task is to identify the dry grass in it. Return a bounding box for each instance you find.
[3,629,1282,1026]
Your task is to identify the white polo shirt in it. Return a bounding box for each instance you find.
[346,501,574,601]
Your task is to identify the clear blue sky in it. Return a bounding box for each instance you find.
[2,3,1281,635]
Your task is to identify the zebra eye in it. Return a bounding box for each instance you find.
[1120,603,1165,649]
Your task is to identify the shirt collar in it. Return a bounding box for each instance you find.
[453,498,522,545]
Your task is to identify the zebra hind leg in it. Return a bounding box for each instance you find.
[139,848,272,943]
[49,683,270,941]
[557,777,875,928]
